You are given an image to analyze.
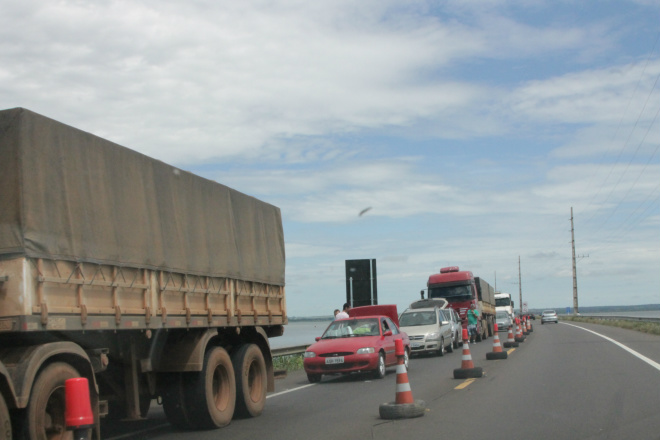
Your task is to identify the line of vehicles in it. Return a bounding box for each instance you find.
[0,109,541,438]
[303,266,511,383]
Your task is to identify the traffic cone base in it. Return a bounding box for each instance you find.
[486,351,508,360]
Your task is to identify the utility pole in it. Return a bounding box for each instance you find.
[518,256,522,316]
[570,207,578,315]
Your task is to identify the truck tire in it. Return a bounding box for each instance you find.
[0,393,11,440]
[185,347,236,429]
[161,373,193,430]
[20,362,91,440]
[232,344,267,418]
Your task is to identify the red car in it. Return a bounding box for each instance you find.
[303,307,410,383]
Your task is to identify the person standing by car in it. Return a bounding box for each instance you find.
[467,303,479,343]
[335,303,350,320]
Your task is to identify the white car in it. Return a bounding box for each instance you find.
[399,307,454,356]
[541,310,559,324]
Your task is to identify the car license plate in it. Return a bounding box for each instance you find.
[411,342,423,348]
[325,357,344,364]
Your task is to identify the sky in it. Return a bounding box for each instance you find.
[2,0,659,317]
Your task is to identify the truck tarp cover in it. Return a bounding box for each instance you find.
[0,108,285,286]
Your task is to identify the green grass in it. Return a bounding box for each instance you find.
[273,353,304,372]
[561,316,660,336]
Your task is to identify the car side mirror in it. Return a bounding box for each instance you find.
[315,337,321,341]
[383,330,393,337]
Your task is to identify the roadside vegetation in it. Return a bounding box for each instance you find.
[273,353,304,372]
[561,316,660,336]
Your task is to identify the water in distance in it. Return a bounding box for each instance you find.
[269,319,333,349]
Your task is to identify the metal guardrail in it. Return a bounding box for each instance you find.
[271,344,309,357]
[572,315,660,323]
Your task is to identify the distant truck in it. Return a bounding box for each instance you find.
[0,108,287,438]
[423,266,495,342]
[494,292,515,320]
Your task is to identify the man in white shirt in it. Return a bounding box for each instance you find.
[335,303,350,320]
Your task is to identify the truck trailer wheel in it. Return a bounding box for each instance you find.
[0,393,11,440]
[185,347,236,429]
[232,344,267,418]
[20,362,90,440]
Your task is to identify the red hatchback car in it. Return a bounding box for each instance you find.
[303,308,410,383]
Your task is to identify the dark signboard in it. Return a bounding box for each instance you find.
[345,259,377,307]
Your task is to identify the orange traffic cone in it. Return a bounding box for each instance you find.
[515,319,525,343]
[527,318,533,333]
[454,329,483,379]
[379,339,426,419]
[503,324,518,348]
[522,317,529,335]
[395,342,414,404]
[486,323,508,360]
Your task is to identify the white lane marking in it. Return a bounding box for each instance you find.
[563,323,660,372]
[267,383,317,399]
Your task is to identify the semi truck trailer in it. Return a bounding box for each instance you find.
[423,266,495,342]
[0,108,287,438]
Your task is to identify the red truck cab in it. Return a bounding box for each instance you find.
[426,266,494,341]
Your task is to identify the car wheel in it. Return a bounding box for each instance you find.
[437,337,445,357]
[404,349,410,370]
[446,335,454,353]
[453,333,459,349]
[373,353,386,379]
[307,373,322,383]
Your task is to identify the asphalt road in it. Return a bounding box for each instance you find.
[103,322,660,440]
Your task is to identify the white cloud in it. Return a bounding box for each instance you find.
[1,0,658,315]
[509,60,660,126]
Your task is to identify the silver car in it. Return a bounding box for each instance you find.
[541,310,559,324]
[496,311,513,331]
[444,307,464,348]
[399,308,454,356]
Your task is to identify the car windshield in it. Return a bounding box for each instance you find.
[429,284,472,301]
[496,311,509,319]
[543,310,556,315]
[399,311,437,327]
[321,318,380,339]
